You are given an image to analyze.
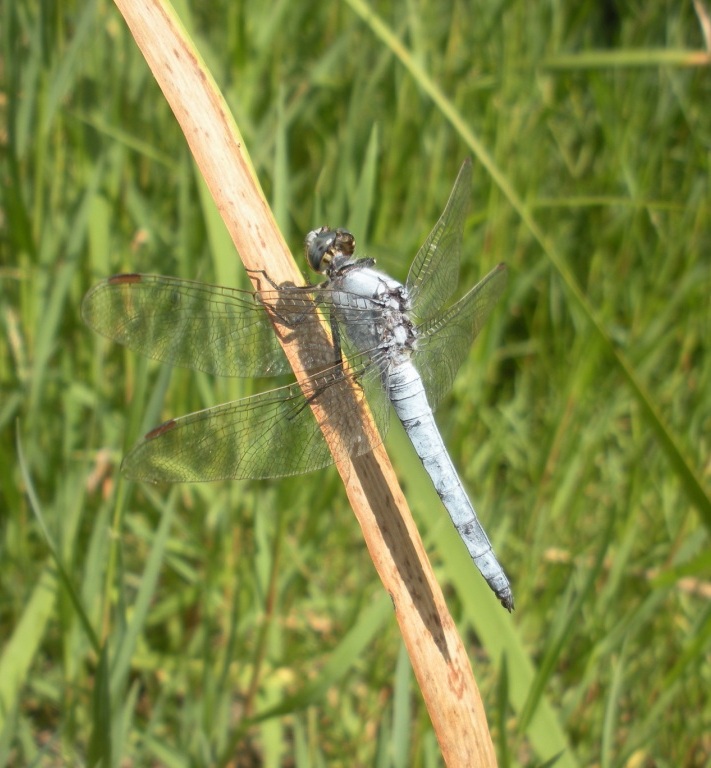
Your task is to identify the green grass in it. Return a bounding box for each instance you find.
[2,0,710,765]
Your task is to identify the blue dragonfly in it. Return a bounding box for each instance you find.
[83,159,513,609]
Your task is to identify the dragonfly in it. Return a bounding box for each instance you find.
[82,159,513,610]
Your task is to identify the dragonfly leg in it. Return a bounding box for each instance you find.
[245,267,282,291]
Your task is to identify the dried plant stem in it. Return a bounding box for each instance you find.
[112,0,498,764]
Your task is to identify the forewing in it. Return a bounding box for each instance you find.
[121,358,390,483]
[413,263,507,410]
[405,159,472,321]
[83,273,397,377]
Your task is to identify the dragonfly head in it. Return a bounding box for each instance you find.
[305,227,355,275]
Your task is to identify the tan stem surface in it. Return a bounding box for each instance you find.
[112,1,498,764]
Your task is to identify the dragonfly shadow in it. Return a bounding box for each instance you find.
[267,285,385,466]
[351,452,451,661]
[266,290,452,646]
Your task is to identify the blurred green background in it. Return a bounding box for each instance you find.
[1,0,710,766]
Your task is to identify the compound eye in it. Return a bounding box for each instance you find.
[304,227,356,273]
[304,227,337,273]
[332,229,355,257]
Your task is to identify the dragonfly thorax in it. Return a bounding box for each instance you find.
[330,260,418,363]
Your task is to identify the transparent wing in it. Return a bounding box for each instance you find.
[121,354,391,483]
[82,274,297,377]
[405,159,472,322]
[413,263,507,411]
[82,273,403,377]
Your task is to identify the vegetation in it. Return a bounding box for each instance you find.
[1,0,709,765]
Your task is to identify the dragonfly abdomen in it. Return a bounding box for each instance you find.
[388,362,514,611]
